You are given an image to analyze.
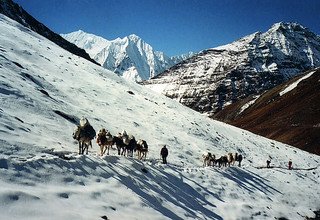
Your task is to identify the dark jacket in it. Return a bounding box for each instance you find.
[160,146,168,157]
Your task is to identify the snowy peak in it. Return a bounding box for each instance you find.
[126,33,141,42]
[61,30,110,57]
[268,22,312,34]
[143,22,320,117]
[62,31,191,81]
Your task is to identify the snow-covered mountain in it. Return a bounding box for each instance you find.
[1,13,320,220]
[61,30,193,81]
[142,22,320,117]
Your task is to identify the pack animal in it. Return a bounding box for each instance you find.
[235,153,243,167]
[73,125,94,155]
[216,155,228,168]
[113,131,138,157]
[228,153,235,166]
[112,135,126,156]
[202,152,215,167]
[72,117,96,155]
[96,129,114,156]
[136,139,148,160]
[123,135,137,157]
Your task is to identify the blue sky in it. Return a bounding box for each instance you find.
[14,0,320,56]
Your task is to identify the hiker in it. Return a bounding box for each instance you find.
[160,145,168,164]
[266,159,271,168]
[288,159,293,170]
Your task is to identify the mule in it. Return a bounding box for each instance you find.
[112,135,126,155]
[123,136,137,157]
[216,155,228,168]
[136,139,148,160]
[73,125,92,155]
[97,130,114,156]
[113,132,138,157]
[202,152,215,167]
[235,153,243,167]
[227,153,235,166]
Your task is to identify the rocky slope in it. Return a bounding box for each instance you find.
[142,22,320,117]
[214,68,320,155]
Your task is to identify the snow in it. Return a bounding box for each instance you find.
[0,14,320,220]
[239,95,260,114]
[279,70,316,96]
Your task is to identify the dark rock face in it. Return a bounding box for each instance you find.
[0,0,99,65]
[214,68,320,155]
[142,23,320,117]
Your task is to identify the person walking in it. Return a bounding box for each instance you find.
[267,156,271,168]
[160,145,168,164]
[288,159,293,170]
[266,159,271,168]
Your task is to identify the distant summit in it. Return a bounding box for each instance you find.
[61,31,194,81]
[142,22,320,117]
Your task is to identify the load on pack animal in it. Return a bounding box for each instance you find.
[72,117,96,155]
[107,131,137,157]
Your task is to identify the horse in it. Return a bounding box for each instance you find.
[202,152,215,167]
[73,125,93,155]
[136,139,148,160]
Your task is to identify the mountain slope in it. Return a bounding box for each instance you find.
[142,22,320,117]
[1,14,320,220]
[61,30,193,81]
[214,68,320,155]
[0,0,98,65]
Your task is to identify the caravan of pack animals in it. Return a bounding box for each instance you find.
[72,117,149,160]
[72,117,243,167]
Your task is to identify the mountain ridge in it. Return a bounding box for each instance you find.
[142,22,320,117]
[61,30,194,81]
